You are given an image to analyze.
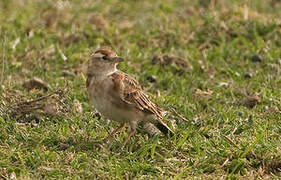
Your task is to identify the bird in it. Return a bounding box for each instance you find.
[86,48,173,147]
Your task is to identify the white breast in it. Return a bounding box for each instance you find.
[87,76,130,123]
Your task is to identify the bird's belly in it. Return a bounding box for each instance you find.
[90,93,136,123]
[87,78,142,123]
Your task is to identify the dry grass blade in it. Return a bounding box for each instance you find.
[221,133,240,150]
[16,90,63,106]
[195,89,213,96]
[221,158,230,168]
[169,107,189,122]
[1,32,7,85]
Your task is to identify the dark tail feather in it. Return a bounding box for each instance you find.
[155,122,174,137]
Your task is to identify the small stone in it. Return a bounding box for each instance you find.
[251,55,262,62]
[62,71,75,77]
[59,143,69,151]
[202,133,212,139]
[23,77,49,92]
[244,73,253,78]
[243,95,260,109]
[43,102,60,116]
[93,112,101,120]
[147,75,157,83]
[218,82,228,87]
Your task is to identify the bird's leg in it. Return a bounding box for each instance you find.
[122,122,137,148]
[104,123,125,142]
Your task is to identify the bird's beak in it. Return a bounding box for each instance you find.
[111,56,124,62]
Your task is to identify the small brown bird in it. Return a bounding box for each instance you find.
[86,49,173,147]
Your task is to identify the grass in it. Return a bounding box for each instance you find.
[0,0,281,179]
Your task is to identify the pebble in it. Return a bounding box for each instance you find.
[244,73,253,78]
[146,75,157,83]
[251,55,262,62]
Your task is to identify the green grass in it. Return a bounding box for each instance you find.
[0,0,281,179]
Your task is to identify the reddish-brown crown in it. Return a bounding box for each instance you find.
[94,49,116,56]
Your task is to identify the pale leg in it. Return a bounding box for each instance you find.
[104,123,125,142]
[122,121,137,148]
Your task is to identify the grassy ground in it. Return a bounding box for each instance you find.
[0,0,280,179]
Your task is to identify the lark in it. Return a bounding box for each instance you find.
[86,49,173,147]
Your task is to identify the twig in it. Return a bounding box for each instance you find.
[169,107,189,122]
[1,31,6,85]
[56,44,67,61]
[221,158,229,168]
[221,133,240,149]
[15,90,63,106]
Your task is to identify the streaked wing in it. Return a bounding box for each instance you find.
[109,71,164,119]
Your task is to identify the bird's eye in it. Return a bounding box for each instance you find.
[102,56,108,60]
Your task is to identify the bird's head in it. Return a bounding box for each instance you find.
[87,49,124,76]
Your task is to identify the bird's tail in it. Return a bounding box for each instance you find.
[155,122,174,137]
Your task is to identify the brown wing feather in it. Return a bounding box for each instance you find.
[110,71,164,119]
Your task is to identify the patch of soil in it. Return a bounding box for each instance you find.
[242,94,260,109]
[1,89,70,123]
[152,54,192,75]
